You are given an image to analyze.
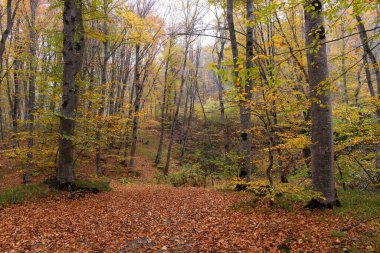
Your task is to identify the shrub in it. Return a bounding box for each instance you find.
[231,178,323,203]
[168,164,205,187]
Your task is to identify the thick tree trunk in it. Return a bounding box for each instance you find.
[57,0,84,190]
[304,0,338,208]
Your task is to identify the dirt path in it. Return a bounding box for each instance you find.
[0,184,355,252]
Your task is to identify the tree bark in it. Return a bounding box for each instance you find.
[57,0,84,190]
[240,0,254,182]
[128,44,142,169]
[227,0,253,182]
[155,38,173,165]
[304,0,338,208]
[215,34,230,156]
[12,23,21,149]
[356,15,380,169]
[24,0,39,184]
[0,0,20,72]
[96,7,109,175]
[164,40,190,175]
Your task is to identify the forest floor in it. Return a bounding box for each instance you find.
[0,133,379,253]
[0,180,379,253]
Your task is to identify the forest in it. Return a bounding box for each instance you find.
[0,0,379,252]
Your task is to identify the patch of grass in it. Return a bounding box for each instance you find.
[128,170,142,178]
[335,190,380,219]
[274,197,294,211]
[330,230,346,238]
[335,190,380,252]
[119,177,129,184]
[231,198,259,214]
[136,130,168,163]
[76,178,111,192]
[0,184,49,208]
[110,167,126,174]
[31,168,40,177]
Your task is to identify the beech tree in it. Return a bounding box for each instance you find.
[0,0,378,204]
[57,0,85,189]
[304,0,339,208]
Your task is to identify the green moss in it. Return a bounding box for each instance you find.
[76,178,111,192]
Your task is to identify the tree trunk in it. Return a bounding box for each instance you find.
[227,0,253,182]
[128,44,142,169]
[341,24,348,105]
[215,36,230,156]
[238,0,255,182]
[12,23,21,149]
[57,0,84,190]
[356,15,380,169]
[24,0,38,184]
[96,17,109,175]
[155,38,173,165]
[304,0,338,208]
[164,40,190,175]
[0,0,19,72]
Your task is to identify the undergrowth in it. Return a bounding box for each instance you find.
[0,184,49,208]
[76,178,111,192]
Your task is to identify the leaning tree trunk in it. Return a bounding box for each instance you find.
[304,0,339,208]
[57,0,84,190]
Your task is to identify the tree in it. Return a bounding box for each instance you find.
[0,0,20,73]
[226,0,253,182]
[24,0,39,183]
[356,15,380,169]
[155,36,174,165]
[304,0,339,208]
[56,0,85,189]
[164,0,203,175]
